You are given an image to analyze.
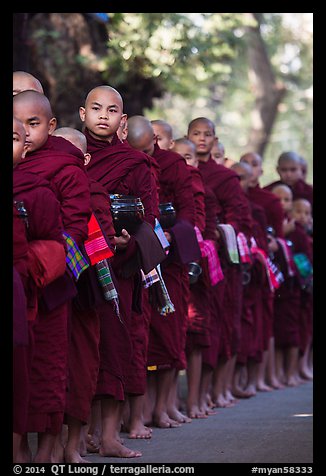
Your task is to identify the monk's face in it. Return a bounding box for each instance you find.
[13,118,27,167]
[211,143,225,165]
[13,99,56,153]
[187,121,216,158]
[272,186,293,213]
[173,143,198,168]
[240,154,262,186]
[290,200,312,227]
[152,123,174,150]
[277,159,302,186]
[79,88,126,142]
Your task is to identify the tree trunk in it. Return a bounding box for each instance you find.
[245,13,287,157]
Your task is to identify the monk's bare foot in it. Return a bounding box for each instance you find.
[168,408,192,423]
[153,412,181,428]
[244,385,257,397]
[268,377,285,389]
[286,376,299,387]
[64,448,91,463]
[86,433,100,453]
[51,441,65,463]
[199,401,218,415]
[187,404,207,419]
[256,380,273,392]
[128,422,153,439]
[225,390,238,404]
[232,387,253,399]
[300,368,313,380]
[99,440,142,458]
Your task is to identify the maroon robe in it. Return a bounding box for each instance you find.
[13,206,30,435]
[201,185,223,368]
[85,129,155,395]
[237,198,267,365]
[15,135,91,246]
[199,158,253,358]
[247,184,285,347]
[273,228,302,350]
[264,179,313,210]
[13,169,68,435]
[247,184,284,238]
[287,222,313,354]
[147,144,195,371]
[185,165,211,353]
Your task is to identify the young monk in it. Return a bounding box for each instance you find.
[230,161,270,396]
[13,91,91,463]
[13,117,68,463]
[240,152,285,389]
[289,198,313,380]
[127,116,198,428]
[79,85,160,455]
[264,151,313,209]
[188,117,253,409]
[172,138,220,419]
[151,119,175,150]
[13,117,30,463]
[52,127,139,460]
[270,184,303,386]
[13,70,44,95]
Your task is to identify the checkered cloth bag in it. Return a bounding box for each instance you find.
[62,231,89,281]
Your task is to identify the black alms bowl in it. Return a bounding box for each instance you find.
[109,194,144,236]
[158,202,176,230]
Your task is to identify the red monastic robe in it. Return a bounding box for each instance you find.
[13,169,67,435]
[198,158,253,359]
[85,130,154,395]
[147,144,195,371]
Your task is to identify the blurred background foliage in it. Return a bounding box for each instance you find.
[13,12,313,184]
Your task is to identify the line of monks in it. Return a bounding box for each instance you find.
[13,71,313,464]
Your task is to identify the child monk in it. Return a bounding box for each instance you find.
[188,117,253,409]
[264,151,313,209]
[13,91,91,462]
[172,138,219,419]
[13,117,68,463]
[80,85,161,455]
[270,184,304,386]
[240,152,285,390]
[151,119,175,150]
[52,127,139,460]
[127,116,198,428]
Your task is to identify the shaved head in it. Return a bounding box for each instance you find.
[13,89,53,120]
[53,127,87,154]
[13,70,44,95]
[85,85,123,109]
[187,117,215,135]
[240,152,262,165]
[127,115,155,153]
[278,151,301,166]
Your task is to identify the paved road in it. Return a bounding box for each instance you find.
[85,380,313,464]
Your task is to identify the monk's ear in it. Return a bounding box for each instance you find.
[169,139,175,150]
[48,117,57,135]
[79,107,86,122]
[22,144,28,159]
[83,153,91,166]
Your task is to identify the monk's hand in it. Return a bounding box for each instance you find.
[283,218,296,235]
[164,231,172,243]
[114,229,131,250]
